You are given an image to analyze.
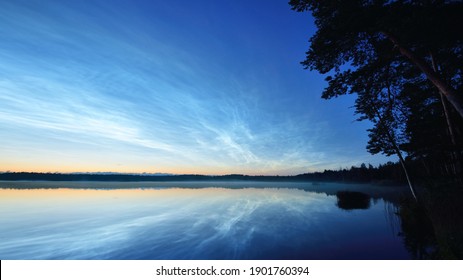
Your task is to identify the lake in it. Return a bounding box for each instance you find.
[0,181,414,259]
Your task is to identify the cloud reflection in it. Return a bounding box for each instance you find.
[0,184,409,259]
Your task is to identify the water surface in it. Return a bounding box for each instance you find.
[0,181,410,259]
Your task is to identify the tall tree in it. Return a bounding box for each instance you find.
[351,54,419,200]
[290,0,463,118]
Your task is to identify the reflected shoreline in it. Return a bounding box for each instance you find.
[0,180,409,204]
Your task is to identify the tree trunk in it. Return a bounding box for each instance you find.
[430,52,457,147]
[430,52,461,178]
[385,126,419,202]
[371,104,419,202]
[382,31,463,119]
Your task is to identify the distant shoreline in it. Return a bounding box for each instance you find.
[0,172,331,182]
[0,172,404,187]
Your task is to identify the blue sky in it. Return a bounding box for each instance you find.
[0,0,390,175]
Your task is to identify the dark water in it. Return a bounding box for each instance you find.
[0,181,412,259]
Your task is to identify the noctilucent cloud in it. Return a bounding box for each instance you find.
[0,0,390,175]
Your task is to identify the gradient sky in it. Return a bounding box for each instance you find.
[0,0,391,175]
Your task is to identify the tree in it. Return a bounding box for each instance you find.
[400,79,463,179]
[290,0,463,190]
[350,52,419,200]
[290,0,463,118]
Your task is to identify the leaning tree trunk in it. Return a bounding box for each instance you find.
[382,31,463,119]
[430,52,457,147]
[393,140,418,201]
[371,105,419,202]
[384,126,419,202]
[430,52,461,178]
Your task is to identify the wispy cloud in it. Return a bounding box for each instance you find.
[0,0,389,174]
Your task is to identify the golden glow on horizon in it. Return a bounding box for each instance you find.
[0,162,302,176]
[0,162,191,175]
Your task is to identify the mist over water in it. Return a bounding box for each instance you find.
[0,182,410,259]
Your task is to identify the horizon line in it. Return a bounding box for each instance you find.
[0,171,310,177]
[0,162,394,177]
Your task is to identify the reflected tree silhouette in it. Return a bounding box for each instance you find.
[336,191,371,210]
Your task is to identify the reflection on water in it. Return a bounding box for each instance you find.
[397,199,438,259]
[0,181,413,259]
[336,191,371,210]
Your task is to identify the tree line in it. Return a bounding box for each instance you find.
[0,162,408,184]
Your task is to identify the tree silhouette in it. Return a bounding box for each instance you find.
[290,0,463,186]
[290,0,463,117]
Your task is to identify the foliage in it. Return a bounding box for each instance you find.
[290,0,463,181]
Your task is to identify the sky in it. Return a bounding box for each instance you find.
[0,0,391,175]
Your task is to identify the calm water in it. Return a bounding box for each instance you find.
[0,181,412,259]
